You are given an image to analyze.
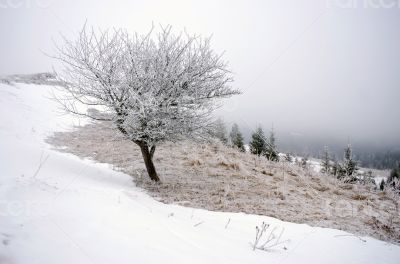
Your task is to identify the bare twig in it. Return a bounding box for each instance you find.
[225,218,231,229]
[251,222,289,251]
[194,221,204,227]
[33,152,50,178]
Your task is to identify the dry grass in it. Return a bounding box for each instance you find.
[47,122,400,243]
[351,194,368,201]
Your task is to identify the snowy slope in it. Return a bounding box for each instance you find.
[0,82,399,264]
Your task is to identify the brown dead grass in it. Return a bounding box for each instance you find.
[351,194,368,201]
[47,121,400,244]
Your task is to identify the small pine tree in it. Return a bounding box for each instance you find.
[265,127,279,161]
[332,160,346,178]
[387,163,400,191]
[250,126,266,156]
[365,170,373,184]
[284,153,293,163]
[321,146,330,174]
[379,179,385,191]
[300,156,308,169]
[331,159,338,176]
[343,144,358,176]
[212,118,228,144]
[388,163,400,183]
[229,123,245,152]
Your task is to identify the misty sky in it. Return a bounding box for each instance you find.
[1,0,399,148]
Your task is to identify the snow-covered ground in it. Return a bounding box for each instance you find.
[0,82,399,264]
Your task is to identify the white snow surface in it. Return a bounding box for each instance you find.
[0,82,399,264]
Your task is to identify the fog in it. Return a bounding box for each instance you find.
[1,0,399,152]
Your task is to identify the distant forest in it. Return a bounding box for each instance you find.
[355,151,400,170]
[256,132,400,170]
[230,126,400,171]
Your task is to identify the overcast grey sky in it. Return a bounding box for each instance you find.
[1,0,399,148]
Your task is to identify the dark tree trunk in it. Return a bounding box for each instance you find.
[116,123,160,182]
[136,141,160,182]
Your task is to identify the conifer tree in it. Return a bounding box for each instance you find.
[321,146,331,174]
[212,118,228,144]
[343,144,358,176]
[332,159,339,177]
[250,126,266,156]
[265,127,279,161]
[331,155,346,179]
[379,179,385,191]
[388,163,400,183]
[284,153,293,163]
[229,123,245,152]
[387,163,400,191]
[300,156,308,169]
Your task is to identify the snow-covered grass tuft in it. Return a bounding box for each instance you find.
[251,222,289,252]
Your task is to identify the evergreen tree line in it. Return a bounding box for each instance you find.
[248,126,279,161]
[212,120,279,161]
[212,120,400,193]
[215,119,361,172]
[319,145,360,182]
[355,151,400,170]
[380,163,400,193]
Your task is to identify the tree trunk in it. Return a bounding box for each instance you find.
[137,141,160,182]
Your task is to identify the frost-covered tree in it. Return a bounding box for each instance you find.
[321,146,331,174]
[388,163,400,182]
[229,123,245,151]
[379,179,385,191]
[343,144,358,176]
[331,159,339,177]
[53,24,239,182]
[284,153,293,163]
[300,156,308,169]
[265,127,278,161]
[387,163,400,192]
[211,118,228,144]
[331,158,344,178]
[250,126,266,156]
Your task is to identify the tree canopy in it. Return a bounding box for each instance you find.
[54,24,240,181]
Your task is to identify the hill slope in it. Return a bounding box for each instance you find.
[1,80,399,264]
[49,122,400,243]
